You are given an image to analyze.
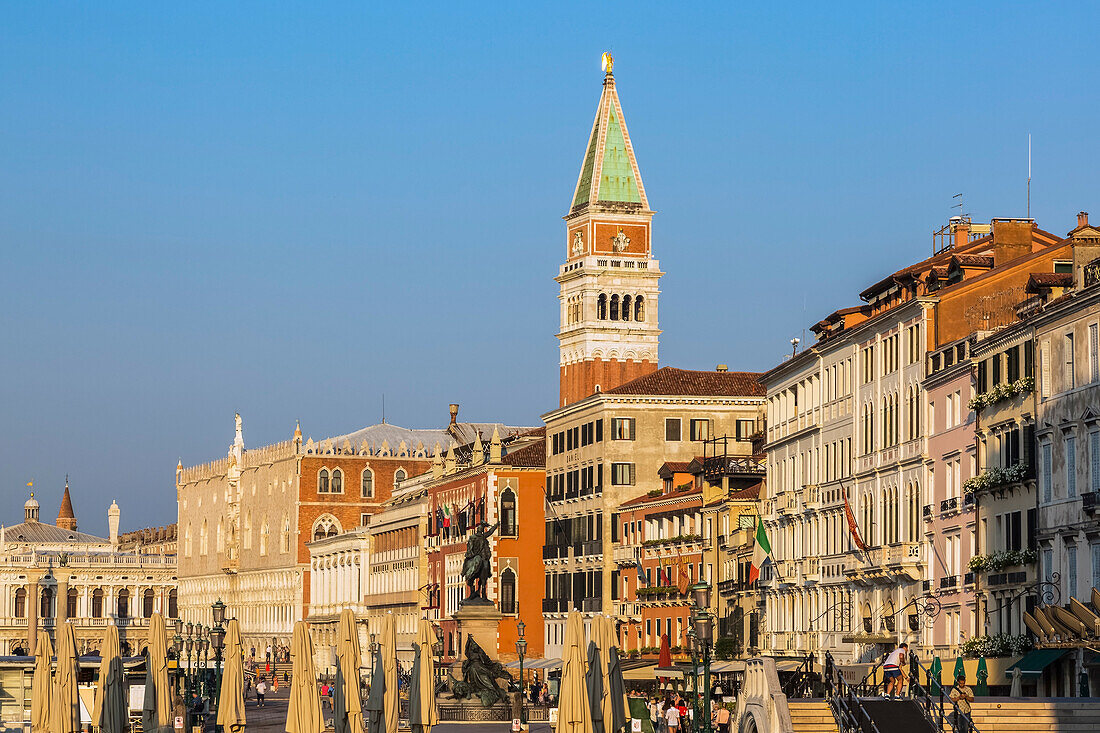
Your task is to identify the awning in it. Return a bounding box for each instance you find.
[622,663,656,681]
[710,661,745,674]
[1006,649,1069,677]
[775,659,804,672]
[653,666,684,679]
[505,658,561,669]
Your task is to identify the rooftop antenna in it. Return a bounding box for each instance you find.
[381,394,386,425]
[1027,133,1031,218]
[952,192,964,218]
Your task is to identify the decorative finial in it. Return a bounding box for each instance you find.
[601,52,614,75]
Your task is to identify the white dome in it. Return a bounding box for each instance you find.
[24,495,39,509]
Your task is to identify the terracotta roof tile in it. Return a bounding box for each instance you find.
[606,367,765,397]
[501,439,545,468]
[729,483,762,500]
[1027,272,1073,290]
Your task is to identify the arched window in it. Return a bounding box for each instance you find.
[318,469,330,493]
[67,588,78,619]
[168,589,178,619]
[622,295,632,321]
[118,589,130,619]
[184,523,193,557]
[634,296,645,321]
[500,489,517,537]
[598,294,607,320]
[395,468,407,484]
[260,517,269,556]
[243,512,252,550]
[331,468,343,493]
[610,295,620,321]
[500,569,517,614]
[361,469,374,498]
[216,519,224,553]
[92,589,103,619]
[200,520,209,556]
[312,515,342,541]
[281,514,292,553]
[14,588,26,618]
[143,589,155,618]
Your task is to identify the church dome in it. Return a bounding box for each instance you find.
[24,493,40,522]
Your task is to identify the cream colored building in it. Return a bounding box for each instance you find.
[1,490,177,658]
[541,366,765,658]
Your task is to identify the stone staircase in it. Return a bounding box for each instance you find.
[967,699,1100,732]
[787,700,838,733]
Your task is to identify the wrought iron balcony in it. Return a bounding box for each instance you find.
[922,580,931,592]
[940,497,958,513]
[922,504,932,520]
[964,571,975,586]
[939,575,958,590]
[1084,492,1100,513]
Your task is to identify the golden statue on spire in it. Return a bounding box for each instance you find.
[601,52,614,75]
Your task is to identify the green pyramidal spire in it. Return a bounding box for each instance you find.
[570,69,649,212]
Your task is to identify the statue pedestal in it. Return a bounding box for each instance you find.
[452,599,503,678]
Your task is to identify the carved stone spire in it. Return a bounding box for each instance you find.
[489,427,503,464]
[472,432,485,465]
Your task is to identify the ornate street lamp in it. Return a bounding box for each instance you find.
[690,582,714,733]
[515,620,528,724]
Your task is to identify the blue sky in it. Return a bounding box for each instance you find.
[3,2,1099,532]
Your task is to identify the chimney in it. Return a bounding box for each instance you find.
[992,219,1033,266]
[953,218,970,249]
[1078,211,1090,229]
[716,364,728,372]
[448,403,459,426]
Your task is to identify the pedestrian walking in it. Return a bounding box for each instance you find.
[665,700,681,733]
[256,677,267,707]
[881,642,908,699]
[950,673,975,733]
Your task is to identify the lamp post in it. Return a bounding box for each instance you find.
[686,628,699,728]
[515,620,528,724]
[690,582,714,733]
[211,599,227,718]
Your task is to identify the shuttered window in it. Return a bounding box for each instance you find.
[1090,323,1099,384]
[1042,442,1053,503]
[1040,341,1051,397]
[1067,435,1077,498]
[1091,431,1100,492]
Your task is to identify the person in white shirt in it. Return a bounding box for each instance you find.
[882,643,908,699]
[665,702,680,733]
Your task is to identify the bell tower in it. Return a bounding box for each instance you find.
[557,57,662,406]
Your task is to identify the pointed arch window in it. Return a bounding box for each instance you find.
[361,469,374,498]
[598,294,607,320]
[184,523,193,557]
[260,517,269,556]
[622,295,632,321]
[243,512,252,550]
[395,468,407,484]
[500,568,517,614]
[318,469,330,493]
[500,489,517,537]
[281,513,292,553]
[312,514,341,541]
[216,519,224,553]
[331,468,343,494]
[200,520,209,556]
[634,296,644,321]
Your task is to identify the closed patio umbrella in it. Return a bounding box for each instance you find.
[409,619,438,733]
[558,609,593,733]
[974,657,989,696]
[381,613,399,733]
[217,618,247,733]
[51,621,80,733]
[31,629,53,733]
[586,635,605,733]
[333,609,364,733]
[604,617,629,733]
[143,612,174,733]
[953,656,966,686]
[657,635,671,687]
[92,622,127,733]
[1009,668,1023,697]
[928,656,943,696]
[365,647,386,733]
[286,620,324,733]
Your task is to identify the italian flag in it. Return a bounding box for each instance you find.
[748,521,771,584]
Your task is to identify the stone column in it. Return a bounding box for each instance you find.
[57,577,69,623]
[26,574,40,655]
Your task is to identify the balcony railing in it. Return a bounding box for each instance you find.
[940,497,958,513]
[987,571,1029,587]
[580,541,603,557]
[964,571,975,586]
[1084,492,1100,513]
[939,575,958,590]
[922,504,932,520]
[922,580,931,592]
[581,597,602,613]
